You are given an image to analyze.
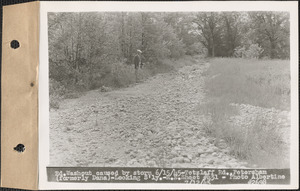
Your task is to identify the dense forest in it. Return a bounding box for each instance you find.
[48,12,289,93]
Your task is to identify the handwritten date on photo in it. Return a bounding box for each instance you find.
[47,167,289,184]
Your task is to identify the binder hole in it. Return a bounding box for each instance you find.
[10,40,20,49]
[30,82,34,87]
[14,144,25,153]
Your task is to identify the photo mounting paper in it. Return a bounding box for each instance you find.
[38,1,299,190]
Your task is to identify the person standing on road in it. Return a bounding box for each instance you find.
[134,49,143,83]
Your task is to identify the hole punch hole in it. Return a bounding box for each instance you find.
[10,40,20,49]
[14,144,25,153]
[30,82,34,87]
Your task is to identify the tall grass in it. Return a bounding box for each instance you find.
[201,58,290,168]
[204,58,290,110]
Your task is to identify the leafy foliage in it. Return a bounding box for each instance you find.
[48,11,290,101]
[234,44,264,59]
[191,12,289,58]
[48,12,191,94]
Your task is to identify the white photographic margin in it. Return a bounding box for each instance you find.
[39,1,299,189]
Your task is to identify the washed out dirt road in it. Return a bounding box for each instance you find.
[50,58,249,168]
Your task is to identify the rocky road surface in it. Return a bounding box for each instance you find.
[50,58,289,168]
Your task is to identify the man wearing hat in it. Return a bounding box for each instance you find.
[133,49,143,82]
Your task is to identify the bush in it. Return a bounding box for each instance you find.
[49,56,196,109]
[49,78,67,96]
[234,44,264,59]
[100,62,153,88]
[49,79,67,109]
[186,42,208,56]
[50,94,61,109]
[168,40,186,59]
[110,62,136,87]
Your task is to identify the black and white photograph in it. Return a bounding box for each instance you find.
[48,10,290,168]
[38,1,298,188]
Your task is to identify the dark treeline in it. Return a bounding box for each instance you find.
[48,12,289,93]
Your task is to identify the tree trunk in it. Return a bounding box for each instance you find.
[120,13,126,58]
[74,13,82,84]
[207,45,212,57]
[211,38,215,57]
[141,13,146,53]
[270,39,276,59]
[128,16,133,63]
[224,15,235,57]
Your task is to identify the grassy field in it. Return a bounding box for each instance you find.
[200,58,290,168]
[204,58,290,111]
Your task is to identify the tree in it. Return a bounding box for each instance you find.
[221,12,243,57]
[48,11,290,93]
[249,12,290,59]
[193,12,222,57]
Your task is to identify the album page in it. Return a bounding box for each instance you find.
[37,1,298,190]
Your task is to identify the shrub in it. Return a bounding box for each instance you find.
[101,62,153,88]
[186,42,208,56]
[168,40,186,59]
[49,78,67,96]
[234,44,264,59]
[50,94,61,109]
[111,62,138,87]
[49,79,67,109]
